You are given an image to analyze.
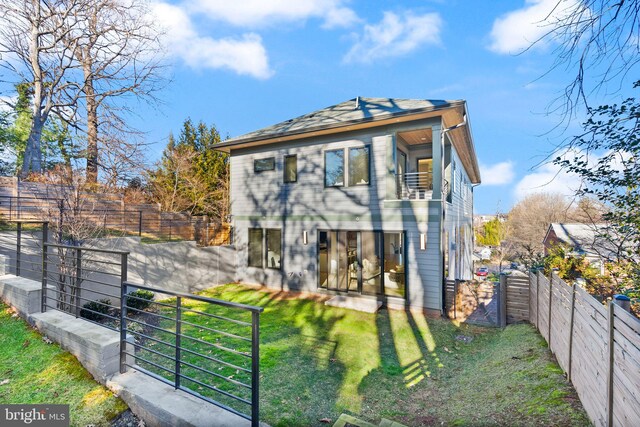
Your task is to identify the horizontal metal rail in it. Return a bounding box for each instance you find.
[396,172,434,200]
[120,282,262,425]
[44,242,130,255]
[124,283,263,314]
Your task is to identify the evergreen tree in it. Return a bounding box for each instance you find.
[0,83,73,176]
[148,119,229,219]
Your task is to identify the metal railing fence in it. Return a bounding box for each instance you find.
[0,221,49,281]
[120,282,263,426]
[42,242,129,332]
[0,219,261,425]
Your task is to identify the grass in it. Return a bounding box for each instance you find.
[133,284,589,427]
[0,303,127,427]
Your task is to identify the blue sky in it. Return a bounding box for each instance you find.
[136,0,634,214]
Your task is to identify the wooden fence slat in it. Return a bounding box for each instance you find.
[613,307,640,336]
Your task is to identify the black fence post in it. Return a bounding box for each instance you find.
[120,281,128,374]
[41,223,48,313]
[16,222,22,276]
[175,296,182,390]
[499,274,507,327]
[121,252,128,284]
[251,311,260,427]
[138,211,143,237]
[8,197,12,221]
[75,248,82,318]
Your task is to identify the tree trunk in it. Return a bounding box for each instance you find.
[21,0,45,178]
[84,59,98,185]
[21,120,43,177]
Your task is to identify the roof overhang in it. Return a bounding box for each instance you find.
[216,99,481,184]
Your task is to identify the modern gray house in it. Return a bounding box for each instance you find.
[216,97,480,315]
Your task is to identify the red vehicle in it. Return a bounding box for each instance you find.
[476,267,489,277]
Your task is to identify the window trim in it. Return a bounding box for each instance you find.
[247,228,264,268]
[348,145,371,187]
[254,157,275,172]
[283,154,297,183]
[324,148,345,188]
[265,228,282,270]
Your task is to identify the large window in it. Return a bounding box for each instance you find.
[248,229,263,267]
[318,230,404,298]
[284,155,297,183]
[248,228,282,269]
[349,146,370,186]
[266,229,282,269]
[324,149,345,187]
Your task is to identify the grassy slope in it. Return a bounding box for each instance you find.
[162,284,589,427]
[0,303,127,427]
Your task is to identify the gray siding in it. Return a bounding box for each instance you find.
[230,119,465,311]
[444,145,474,281]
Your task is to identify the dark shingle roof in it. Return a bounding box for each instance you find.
[222,97,462,145]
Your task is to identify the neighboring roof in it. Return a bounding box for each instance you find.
[216,97,481,183]
[544,223,630,261]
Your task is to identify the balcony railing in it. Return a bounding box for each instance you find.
[396,172,433,200]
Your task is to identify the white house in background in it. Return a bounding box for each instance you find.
[477,247,492,260]
[216,97,481,315]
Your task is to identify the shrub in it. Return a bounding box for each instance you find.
[80,299,112,322]
[126,289,154,311]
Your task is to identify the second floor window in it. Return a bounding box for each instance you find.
[349,146,370,185]
[254,157,275,172]
[284,155,297,183]
[325,149,344,187]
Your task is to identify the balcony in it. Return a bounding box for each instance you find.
[395,172,449,200]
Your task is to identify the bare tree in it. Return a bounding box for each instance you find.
[507,192,574,254]
[535,0,640,118]
[0,0,82,176]
[38,167,124,312]
[67,0,165,184]
[1,0,165,184]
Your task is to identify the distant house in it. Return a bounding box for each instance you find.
[477,247,492,260]
[215,97,481,315]
[543,223,630,272]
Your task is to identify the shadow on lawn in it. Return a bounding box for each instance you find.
[167,285,468,426]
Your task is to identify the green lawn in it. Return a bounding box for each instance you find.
[0,303,127,427]
[132,284,589,427]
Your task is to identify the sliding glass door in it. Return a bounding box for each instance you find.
[318,230,404,297]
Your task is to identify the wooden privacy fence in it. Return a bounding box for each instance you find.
[529,270,640,427]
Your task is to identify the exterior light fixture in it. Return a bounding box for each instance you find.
[420,233,426,251]
[303,230,308,245]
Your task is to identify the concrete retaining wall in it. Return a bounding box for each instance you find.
[30,310,127,383]
[0,273,253,427]
[90,237,237,295]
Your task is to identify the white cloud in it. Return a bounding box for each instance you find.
[488,0,581,54]
[480,161,516,186]
[186,0,358,29]
[514,161,582,201]
[343,11,442,64]
[152,2,273,79]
